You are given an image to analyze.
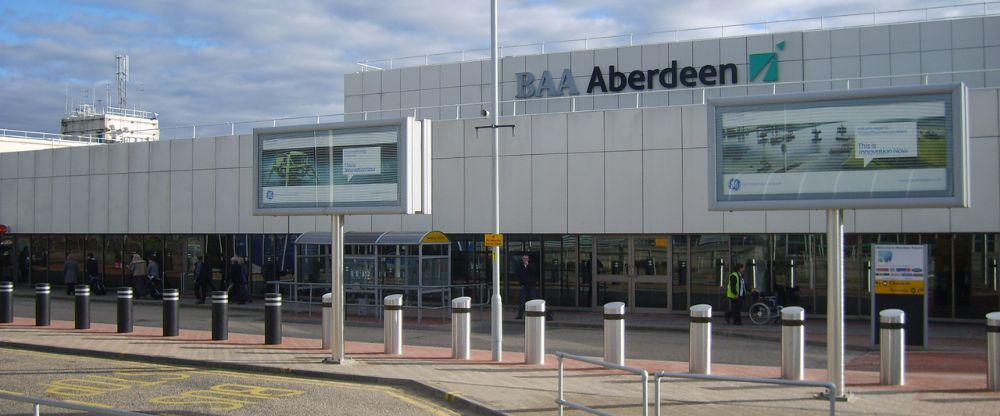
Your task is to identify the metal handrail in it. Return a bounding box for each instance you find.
[357,1,999,71]
[654,371,837,416]
[555,351,649,416]
[0,390,147,415]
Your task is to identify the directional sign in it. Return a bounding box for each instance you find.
[484,234,504,247]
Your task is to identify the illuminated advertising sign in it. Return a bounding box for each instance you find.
[253,117,431,215]
[707,84,968,210]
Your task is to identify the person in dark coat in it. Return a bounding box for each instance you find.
[194,256,216,304]
[18,247,30,283]
[63,254,80,295]
[228,256,249,304]
[514,254,538,320]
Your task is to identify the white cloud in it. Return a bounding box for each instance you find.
[0,0,979,134]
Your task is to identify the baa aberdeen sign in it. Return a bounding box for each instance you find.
[515,42,785,99]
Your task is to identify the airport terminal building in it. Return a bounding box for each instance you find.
[1,11,999,320]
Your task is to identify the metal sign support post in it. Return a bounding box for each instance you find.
[826,209,846,398]
[489,0,503,363]
[326,214,346,364]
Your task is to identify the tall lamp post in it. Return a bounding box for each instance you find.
[489,0,503,362]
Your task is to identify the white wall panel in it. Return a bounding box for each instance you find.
[345,215,372,232]
[969,89,999,138]
[952,17,984,49]
[191,170,215,232]
[17,151,33,178]
[642,107,682,150]
[237,167,262,234]
[90,145,109,175]
[860,26,890,55]
[681,106,707,149]
[854,209,902,233]
[70,147,89,176]
[571,50,595,75]
[88,175,109,233]
[901,209,950,232]
[619,45,642,69]
[402,214,432,232]
[830,28,860,57]
[643,150,683,233]
[0,179,16,228]
[669,42,693,64]
[34,150,52,177]
[498,116,532,156]
[127,173,148,233]
[890,23,920,53]
[363,70,382,93]
[432,120,463,159]
[464,156,492,233]
[531,113,567,154]
[167,139,195,170]
[215,136,239,169]
[148,172,170,233]
[952,137,1000,231]
[765,211,810,233]
[33,178,52,233]
[803,31,831,60]
[109,144,129,174]
[0,153,17,179]
[499,155,531,233]
[421,65,442,89]
[214,169,239,233]
[287,216,315,233]
[605,110,642,151]
[723,211,766,233]
[921,21,952,51]
[401,67,420,91]
[344,72,362,95]
[16,178,33,232]
[149,140,171,172]
[568,153,604,233]
[567,111,604,153]
[371,215,403,232]
[594,48,617,68]
[238,135,253,168]
[461,61,481,86]
[531,154,567,233]
[681,148,722,233]
[51,176,70,232]
[128,142,149,173]
[169,171,193,234]
[431,158,463,233]
[192,138,216,170]
[52,148,71,176]
[463,119,492,157]
[263,215,289,234]
[604,151,642,232]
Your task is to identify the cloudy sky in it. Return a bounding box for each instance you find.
[0,0,982,135]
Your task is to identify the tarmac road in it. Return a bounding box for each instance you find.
[0,347,471,415]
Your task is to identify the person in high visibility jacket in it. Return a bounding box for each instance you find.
[725,263,746,325]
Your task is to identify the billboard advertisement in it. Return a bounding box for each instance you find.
[707,84,967,210]
[253,118,431,215]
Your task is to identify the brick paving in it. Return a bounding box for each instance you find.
[2,310,1000,415]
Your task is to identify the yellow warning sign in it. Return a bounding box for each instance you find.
[874,279,925,295]
[485,233,504,247]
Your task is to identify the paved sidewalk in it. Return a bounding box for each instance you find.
[1,312,998,415]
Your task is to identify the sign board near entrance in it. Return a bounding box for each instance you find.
[484,233,504,247]
[253,118,431,216]
[872,245,926,295]
[706,83,968,210]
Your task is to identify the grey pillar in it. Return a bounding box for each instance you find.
[451,296,471,360]
[212,291,228,341]
[0,281,13,323]
[524,299,546,365]
[384,294,403,355]
[117,287,133,333]
[689,304,712,374]
[781,306,805,380]
[162,288,179,337]
[987,312,1000,391]
[603,301,625,366]
[74,284,90,330]
[879,309,905,386]
[35,283,50,327]
[265,293,282,345]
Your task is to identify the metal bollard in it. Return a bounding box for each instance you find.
[879,309,905,386]
[525,299,546,365]
[211,291,228,341]
[689,304,712,374]
[117,287,133,333]
[451,296,471,359]
[603,301,625,365]
[322,293,331,350]
[74,284,90,330]
[162,289,179,337]
[35,283,50,327]
[987,312,1000,391]
[780,306,805,380]
[0,281,13,323]
[265,293,282,345]
[384,294,403,355]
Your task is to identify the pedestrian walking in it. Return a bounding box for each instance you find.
[725,263,747,325]
[63,253,80,295]
[127,253,149,299]
[194,256,215,304]
[515,254,538,320]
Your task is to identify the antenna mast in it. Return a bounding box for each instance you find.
[115,54,129,108]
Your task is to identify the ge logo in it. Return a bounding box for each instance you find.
[728,178,741,191]
[266,190,275,200]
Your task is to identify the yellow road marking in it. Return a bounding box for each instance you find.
[64,399,113,408]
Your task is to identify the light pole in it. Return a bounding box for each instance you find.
[489,0,503,362]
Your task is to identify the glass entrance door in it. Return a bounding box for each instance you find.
[594,236,671,312]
